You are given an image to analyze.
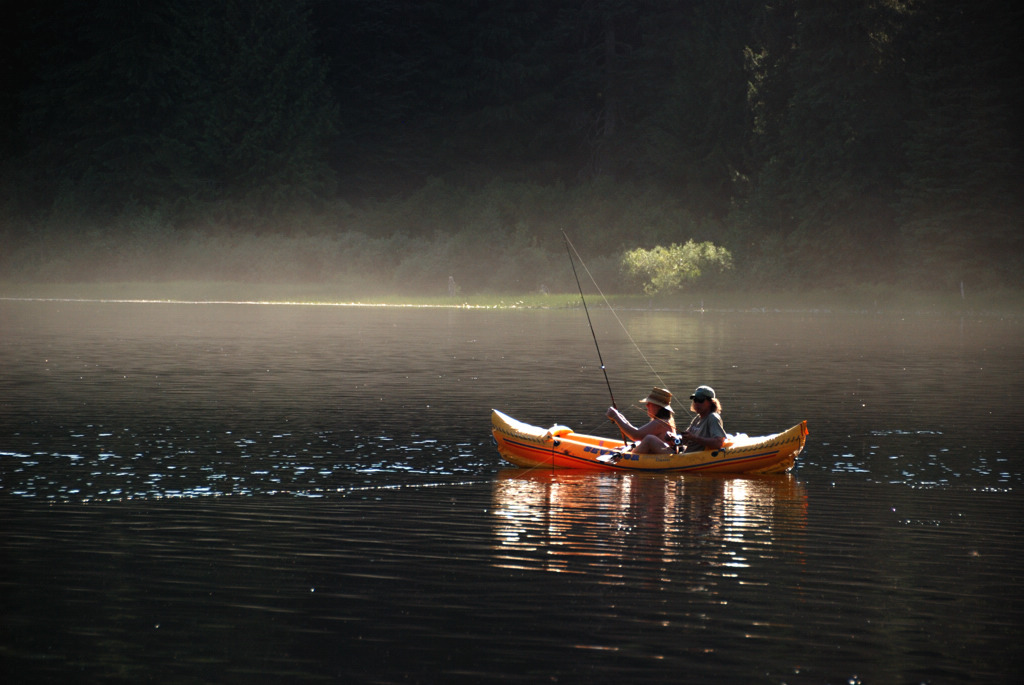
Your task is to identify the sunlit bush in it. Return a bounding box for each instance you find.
[620,241,733,294]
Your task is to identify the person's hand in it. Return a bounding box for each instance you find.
[605,407,620,422]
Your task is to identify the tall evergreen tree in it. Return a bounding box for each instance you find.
[740,0,910,281]
[898,0,1024,286]
[630,0,755,221]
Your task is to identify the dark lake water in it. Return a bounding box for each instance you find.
[2,299,1022,683]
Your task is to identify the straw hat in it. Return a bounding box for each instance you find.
[640,387,673,413]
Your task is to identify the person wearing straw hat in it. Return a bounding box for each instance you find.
[605,387,678,454]
[681,385,726,452]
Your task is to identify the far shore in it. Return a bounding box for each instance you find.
[2,281,1022,316]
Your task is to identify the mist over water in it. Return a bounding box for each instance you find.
[3,299,1020,498]
[2,299,1021,683]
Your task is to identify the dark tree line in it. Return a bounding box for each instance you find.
[4,0,337,216]
[2,0,1021,289]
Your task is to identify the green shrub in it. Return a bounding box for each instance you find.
[620,241,733,295]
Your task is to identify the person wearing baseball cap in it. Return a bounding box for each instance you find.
[605,387,678,454]
[681,385,726,452]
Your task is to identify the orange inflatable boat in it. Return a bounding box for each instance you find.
[492,409,808,474]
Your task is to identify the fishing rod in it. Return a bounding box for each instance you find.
[562,232,667,391]
[563,231,617,409]
[563,232,679,451]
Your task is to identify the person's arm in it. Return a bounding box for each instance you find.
[605,407,644,440]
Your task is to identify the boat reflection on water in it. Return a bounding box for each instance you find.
[491,469,807,577]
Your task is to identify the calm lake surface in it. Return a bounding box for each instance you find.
[2,299,1022,684]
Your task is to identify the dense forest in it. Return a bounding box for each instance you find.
[1,0,1021,295]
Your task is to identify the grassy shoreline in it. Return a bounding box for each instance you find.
[2,281,1022,316]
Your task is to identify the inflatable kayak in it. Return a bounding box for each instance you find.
[492,409,807,474]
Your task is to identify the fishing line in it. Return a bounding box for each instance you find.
[561,232,667,390]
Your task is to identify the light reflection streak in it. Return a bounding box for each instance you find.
[491,470,807,579]
[1,297,499,309]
